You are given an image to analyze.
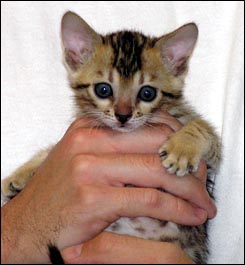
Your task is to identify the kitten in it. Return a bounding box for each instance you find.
[2,11,221,264]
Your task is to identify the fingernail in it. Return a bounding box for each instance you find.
[62,244,82,260]
[195,208,208,221]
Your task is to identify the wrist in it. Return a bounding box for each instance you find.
[1,196,50,264]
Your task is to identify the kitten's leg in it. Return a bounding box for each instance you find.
[2,147,52,198]
[159,119,221,176]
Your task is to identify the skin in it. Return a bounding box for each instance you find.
[1,113,216,264]
[62,232,194,264]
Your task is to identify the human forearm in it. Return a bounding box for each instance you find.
[1,195,50,264]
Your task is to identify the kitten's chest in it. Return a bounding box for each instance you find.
[105,217,180,241]
[105,217,208,263]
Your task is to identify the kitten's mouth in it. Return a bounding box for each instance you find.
[113,126,135,133]
[95,116,145,133]
[112,122,142,133]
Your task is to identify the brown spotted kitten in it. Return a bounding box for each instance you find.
[2,11,221,264]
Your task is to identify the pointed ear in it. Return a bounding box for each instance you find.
[61,11,102,71]
[156,23,198,76]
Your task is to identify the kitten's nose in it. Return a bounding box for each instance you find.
[115,112,132,124]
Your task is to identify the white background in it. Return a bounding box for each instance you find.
[1,1,244,264]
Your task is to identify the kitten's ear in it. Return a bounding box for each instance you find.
[61,11,102,71]
[156,23,198,76]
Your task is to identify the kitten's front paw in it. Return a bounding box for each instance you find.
[1,169,34,198]
[1,178,22,198]
[159,135,202,177]
[1,177,26,198]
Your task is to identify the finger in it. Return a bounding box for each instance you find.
[105,186,208,226]
[62,232,193,264]
[192,160,207,183]
[148,111,183,132]
[74,154,216,219]
[66,117,100,134]
[64,126,173,155]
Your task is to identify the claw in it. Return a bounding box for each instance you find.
[187,164,194,172]
[159,151,167,157]
[167,163,174,169]
[9,182,21,193]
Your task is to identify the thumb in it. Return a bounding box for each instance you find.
[61,244,83,263]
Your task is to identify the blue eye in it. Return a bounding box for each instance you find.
[95,83,113,99]
[138,86,157,102]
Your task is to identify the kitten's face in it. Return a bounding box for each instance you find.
[61,12,198,132]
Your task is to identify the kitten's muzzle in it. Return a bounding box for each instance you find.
[115,112,132,124]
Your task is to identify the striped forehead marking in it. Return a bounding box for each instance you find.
[105,31,154,78]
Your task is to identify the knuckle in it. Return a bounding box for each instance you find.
[68,118,84,131]
[143,189,162,209]
[70,154,96,179]
[174,197,184,215]
[66,128,87,146]
[77,185,98,206]
[140,155,159,172]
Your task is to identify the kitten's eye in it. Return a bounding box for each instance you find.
[94,83,113,99]
[138,86,157,102]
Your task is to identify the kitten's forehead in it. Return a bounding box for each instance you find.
[103,31,156,79]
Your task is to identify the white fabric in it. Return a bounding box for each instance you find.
[1,1,244,264]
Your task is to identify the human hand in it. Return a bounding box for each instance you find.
[1,113,216,263]
[62,232,193,264]
[61,134,210,263]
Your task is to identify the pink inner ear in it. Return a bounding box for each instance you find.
[62,30,92,70]
[162,24,198,70]
[61,12,95,70]
[164,38,196,65]
[167,41,195,63]
[62,29,92,56]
